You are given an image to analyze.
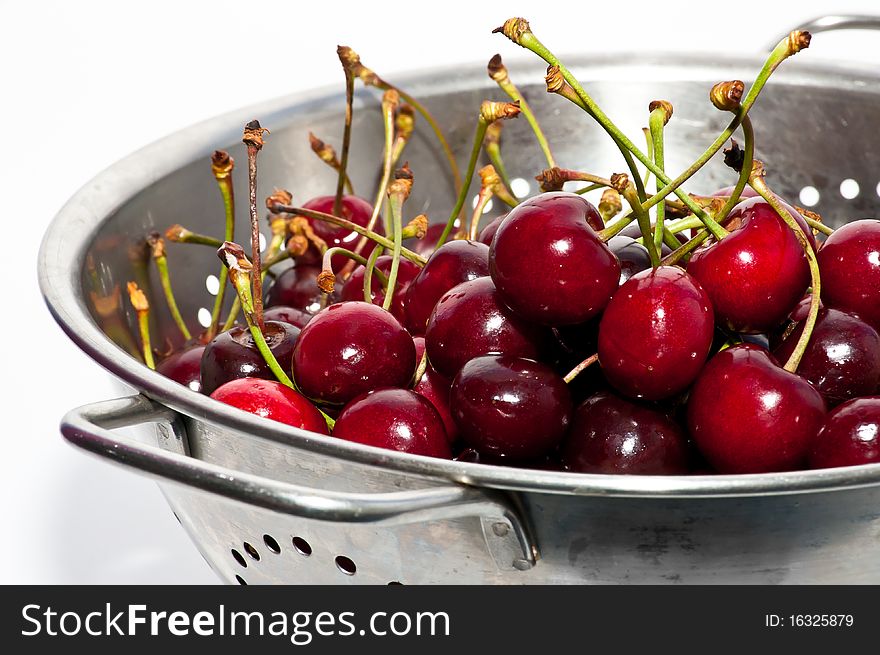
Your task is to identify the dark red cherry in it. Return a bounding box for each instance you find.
[412,337,457,443]
[340,255,420,323]
[210,377,328,433]
[561,391,689,474]
[598,266,714,401]
[200,321,299,395]
[450,355,572,460]
[407,223,450,259]
[477,214,506,246]
[809,397,880,469]
[403,239,490,335]
[607,235,651,285]
[262,305,313,329]
[773,308,880,406]
[452,447,563,471]
[687,197,814,333]
[817,219,880,331]
[296,195,382,269]
[265,265,325,314]
[618,223,685,255]
[425,276,551,378]
[292,301,416,405]
[686,343,826,473]
[489,191,619,325]
[157,344,206,392]
[333,388,451,458]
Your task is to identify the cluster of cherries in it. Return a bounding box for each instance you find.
[139,24,880,476]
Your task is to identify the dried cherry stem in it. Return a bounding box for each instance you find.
[411,350,429,387]
[648,101,672,260]
[269,202,426,266]
[219,247,292,334]
[207,150,235,339]
[469,165,497,240]
[317,247,388,296]
[535,167,613,193]
[488,54,556,168]
[436,100,522,249]
[483,121,517,200]
[146,232,191,341]
[127,281,155,369]
[165,224,222,248]
[563,353,598,384]
[337,46,462,198]
[598,188,622,223]
[334,47,356,217]
[363,245,384,304]
[309,133,354,195]
[612,174,659,267]
[243,120,269,330]
[390,104,415,169]
[383,165,413,311]
[749,162,820,374]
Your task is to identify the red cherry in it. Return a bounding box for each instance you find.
[292,301,416,405]
[333,388,451,458]
[773,308,880,406]
[407,223,448,258]
[817,219,880,331]
[809,397,880,469]
[477,214,506,246]
[710,185,759,198]
[210,377,329,434]
[688,197,814,333]
[425,276,552,378]
[156,344,206,392]
[412,337,457,443]
[450,355,572,460]
[403,239,490,335]
[265,265,325,314]
[561,391,690,474]
[686,343,826,473]
[297,195,382,269]
[489,191,619,325]
[262,305,313,329]
[598,266,714,401]
[340,255,420,323]
[607,235,651,285]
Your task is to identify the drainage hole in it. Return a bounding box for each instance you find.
[231,549,247,568]
[235,575,248,586]
[263,534,281,554]
[243,542,261,561]
[335,555,357,576]
[387,581,403,585]
[292,536,312,556]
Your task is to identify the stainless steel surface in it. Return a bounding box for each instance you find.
[41,46,880,583]
[769,14,880,49]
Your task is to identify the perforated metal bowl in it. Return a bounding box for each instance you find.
[41,17,880,584]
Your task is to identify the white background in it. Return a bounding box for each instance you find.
[3,0,879,584]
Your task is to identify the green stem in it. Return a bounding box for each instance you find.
[642,127,654,188]
[334,65,355,217]
[491,58,555,168]
[661,229,710,267]
[208,172,235,339]
[165,226,223,248]
[220,249,291,334]
[154,255,191,340]
[383,186,406,312]
[574,183,604,195]
[435,117,489,249]
[716,117,755,224]
[136,311,155,370]
[363,245,383,304]
[649,108,666,263]
[484,125,517,201]
[803,215,834,236]
[620,182,659,268]
[323,247,387,285]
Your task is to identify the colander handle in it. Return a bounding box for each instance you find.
[60,394,537,571]
[766,14,880,49]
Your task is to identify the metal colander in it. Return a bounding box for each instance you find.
[41,16,880,584]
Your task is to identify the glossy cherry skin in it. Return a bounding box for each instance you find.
[262,305,313,329]
[425,276,552,378]
[688,197,813,333]
[265,265,325,315]
[607,235,651,285]
[200,321,299,395]
[817,219,880,330]
[340,255,420,323]
[598,266,715,401]
[619,223,685,256]
[297,195,382,270]
[686,344,826,473]
[157,344,206,392]
[809,397,880,469]
[561,391,690,474]
[292,301,416,406]
[412,337,457,443]
[407,223,449,258]
[333,388,451,458]
[210,377,329,433]
[773,308,880,406]
[450,355,572,460]
[489,192,619,325]
[477,214,506,246]
[403,239,490,335]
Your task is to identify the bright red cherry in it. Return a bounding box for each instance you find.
[333,388,451,458]
[292,301,416,406]
[265,265,325,314]
[210,377,329,434]
[773,308,880,406]
[412,337,457,443]
[403,239,490,335]
[340,255,420,323]
[686,343,826,473]
[817,219,880,331]
[200,321,299,395]
[809,397,880,469]
[687,197,814,333]
[157,344,206,392]
[297,195,382,269]
[450,355,572,460]
[561,391,690,474]
[425,276,551,378]
[598,266,714,401]
[489,191,619,325]
[262,305,313,329]
[477,214,506,246]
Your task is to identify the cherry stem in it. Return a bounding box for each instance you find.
[710,81,754,225]
[207,150,235,340]
[648,102,670,262]
[469,183,495,241]
[309,132,354,195]
[164,225,223,248]
[147,233,192,341]
[489,54,556,168]
[563,353,598,384]
[411,350,429,387]
[318,247,388,297]
[383,165,413,311]
[574,183,604,195]
[614,175,659,268]
[598,189,622,223]
[803,215,834,236]
[749,163,821,373]
[536,167,613,192]
[243,120,269,331]
[127,281,155,370]
[219,247,291,334]
[390,105,415,169]
[334,54,356,217]
[641,127,654,188]
[483,121,517,201]
[363,245,384,304]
